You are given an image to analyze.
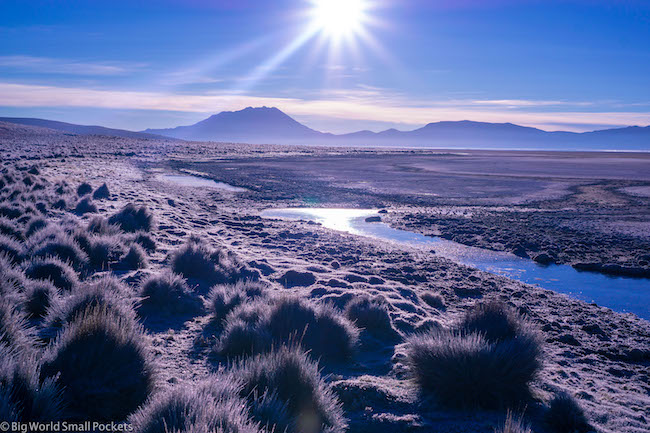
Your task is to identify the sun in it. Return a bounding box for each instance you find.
[310,0,369,38]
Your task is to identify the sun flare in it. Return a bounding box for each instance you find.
[310,0,369,38]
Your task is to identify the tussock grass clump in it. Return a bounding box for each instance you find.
[133,232,156,252]
[266,298,358,363]
[460,300,525,343]
[76,182,92,196]
[544,392,593,433]
[138,271,203,317]
[0,345,64,422]
[218,310,273,358]
[129,375,258,433]
[108,203,154,233]
[92,183,110,200]
[495,412,531,433]
[25,217,48,238]
[0,205,22,220]
[406,301,542,409]
[31,230,88,270]
[43,277,136,340]
[421,292,446,309]
[120,244,148,270]
[51,198,67,210]
[75,196,97,215]
[25,281,60,320]
[0,255,27,294]
[25,257,79,292]
[170,237,258,287]
[84,235,123,270]
[218,296,359,363]
[0,217,23,241]
[208,280,268,326]
[41,306,156,421]
[344,295,397,338]
[0,234,24,264]
[0,301,34,352]
[236,347,347,433]
[86,216,121,235]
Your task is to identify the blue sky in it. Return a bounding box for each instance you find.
[1,0,649,133]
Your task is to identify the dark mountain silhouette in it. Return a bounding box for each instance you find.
[2,108,648,149]
[144,106,330,143]
[145,107,649,150]
[0,117,168,140]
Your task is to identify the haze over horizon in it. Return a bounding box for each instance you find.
[1,0,649,134]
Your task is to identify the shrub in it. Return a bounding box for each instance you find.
[31,231,88,270]
[92,183,110,200]
[129,375,258,433]
[137,272,203,318]
[76,182,92,196]
[120,244,148,270]
[75,197,97,215]
[40,305,156,421]
[544,392,593,433]
[24,257,79,292]
[421,292,446,309]
[208,280,268,326]
[0,234,24,264]
[236,347,347,433]
[459,300,525,343]
[495,412,531,433]
[344,295,396,338]
[25,281,60,320]
[108,204,154,232]
[0,345,64,421]
[0,301,34,352]
[406,329,541,409]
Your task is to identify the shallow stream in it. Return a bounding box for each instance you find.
[261,208,650,320]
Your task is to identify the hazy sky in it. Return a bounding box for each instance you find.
[1,0,649,133]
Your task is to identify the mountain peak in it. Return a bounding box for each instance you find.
[145,106,323,143]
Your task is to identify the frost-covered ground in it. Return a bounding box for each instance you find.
[1,122,649,433]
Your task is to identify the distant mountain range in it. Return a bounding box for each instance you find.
[0,117,167,140]
[2,107,649,150]
[145,107,650,150]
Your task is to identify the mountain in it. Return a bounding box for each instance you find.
[143,107,650,150]
[144,106,331,144]
[0,117,169,140]
[3,108,648,150]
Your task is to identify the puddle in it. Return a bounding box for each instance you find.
[159,174,247,192]
[261,208,650,320]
